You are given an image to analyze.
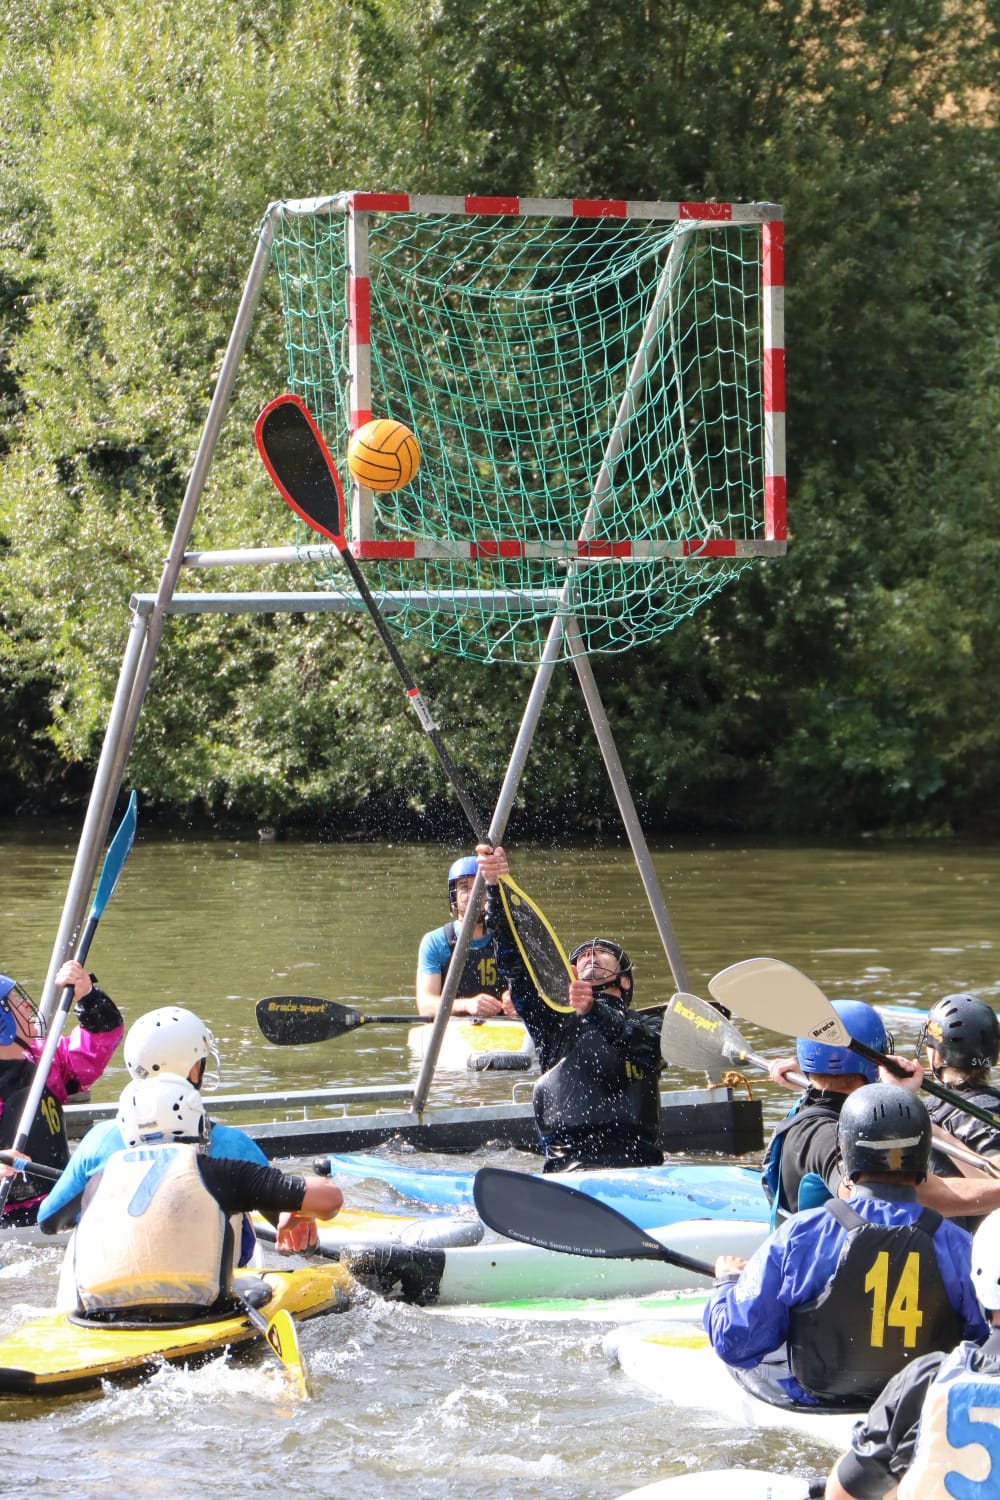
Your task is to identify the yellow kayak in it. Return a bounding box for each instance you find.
[407,1017,535,1071]
[0,1264,353,1396]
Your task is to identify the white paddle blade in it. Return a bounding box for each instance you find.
[708,957,850,1047]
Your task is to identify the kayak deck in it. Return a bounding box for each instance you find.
[0,1264,352,1396]
[605,1322,859,1450]
[407,1017,535,1072]
[323,1152,770,1229]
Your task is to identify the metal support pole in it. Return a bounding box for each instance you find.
[565,618,692,995]
[38,208,280,1020]
[38,607,148,1021]
[410,617,567,1111]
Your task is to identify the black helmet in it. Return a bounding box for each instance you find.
[921,992,1000,1071]
[569,939,634,1007]
[838,1084,932,1183]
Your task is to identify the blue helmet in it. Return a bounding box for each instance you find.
[796,1000,888,1083]
[0,975,17,1047]
[447,856,479,915]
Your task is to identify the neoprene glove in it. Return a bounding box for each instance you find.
[74,976,123,1033]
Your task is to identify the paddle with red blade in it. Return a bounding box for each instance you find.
[254,395,574,1014]
[255,394,486,839]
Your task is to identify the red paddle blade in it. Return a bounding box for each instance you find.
[255,394,346,545]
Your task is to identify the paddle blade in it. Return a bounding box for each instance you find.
[255,394,346,545]
[708,958,849,1048]
[255,996,360,1045]
[265,1308,311,1398]
[660,992,759,1075]
[90,791,138,920]
[498,875,574,1014]
[473,1167,715,1278]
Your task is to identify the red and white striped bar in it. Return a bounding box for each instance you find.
[762,219,786,542]
[281,192,783,226]
[350,538,787,562]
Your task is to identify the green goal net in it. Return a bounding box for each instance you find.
[267,193,785,664]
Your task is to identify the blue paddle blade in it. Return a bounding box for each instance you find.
[89,791,138,920]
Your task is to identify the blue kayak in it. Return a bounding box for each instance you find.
[323,1153,769,1229]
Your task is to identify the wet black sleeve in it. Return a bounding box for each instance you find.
[587,1001,664,1075]
[832,1351,945,1497]
[198,1156,307,1219]
[74,978,124,1033]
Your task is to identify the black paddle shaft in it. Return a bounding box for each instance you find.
[850,1037,1000,1132]
[255,396,487,842]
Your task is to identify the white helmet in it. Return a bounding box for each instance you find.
[123,1007,218,1088]
[971,1209,1000,1311]
[116,1073,207,1148]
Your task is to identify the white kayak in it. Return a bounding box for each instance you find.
[616,1471,814,1500]
[604,1322,860,1451]
[316,1217,767,1307]
[426,1285,716,1325]
[407,1016,535,1071]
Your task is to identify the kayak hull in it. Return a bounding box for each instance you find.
[0,1264,352,1396]
[323,1152,770,1230]
[341,1218,768,1306]
[604,1321,859,1451]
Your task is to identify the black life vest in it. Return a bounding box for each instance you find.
[788,1199,966,1403]
[0,1059,70,1203]
[926,1083,1000,1175]
[760,1098,843,1219]
[532,1019,661,1167]
[441,922,504,1000]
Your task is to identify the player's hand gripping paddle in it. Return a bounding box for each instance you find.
[254,394,574,1012]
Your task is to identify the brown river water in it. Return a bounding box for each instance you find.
[0,825,997,1498]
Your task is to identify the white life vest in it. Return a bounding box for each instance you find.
[73,1144,232,1317]
[898,1342,1000,1498]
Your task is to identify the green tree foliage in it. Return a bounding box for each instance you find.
[0,0,997,835]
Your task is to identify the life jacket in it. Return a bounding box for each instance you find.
[788,1200,966,1403]
[441,922,504,1000]
[0,1060,70,1205]
[760,1099,841,1227]
[72,1144,233,1320]
[927,1083,1000,1175]
[898,1341,1000,1499]
[533,1019,661,1165]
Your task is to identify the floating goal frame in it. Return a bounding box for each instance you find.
[39,192,786,1108]
[325,192,786,561]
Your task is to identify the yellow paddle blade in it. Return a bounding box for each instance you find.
[265,1308,311,1398]
[498,875,575,1013]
